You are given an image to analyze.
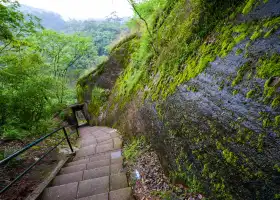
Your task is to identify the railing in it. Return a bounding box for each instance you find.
[0,124,80,194]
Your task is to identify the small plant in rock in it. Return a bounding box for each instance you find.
[123,136,149,162]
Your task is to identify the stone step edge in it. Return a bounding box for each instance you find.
[72,149,122,162]
[75,187,133,200]
[52,164,124,187]
[67,155,123,167]
[46,176,130,192]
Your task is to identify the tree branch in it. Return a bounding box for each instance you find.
[127,0,158,55]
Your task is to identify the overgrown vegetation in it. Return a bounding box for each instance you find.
[0,0,97,140]
[88,87,109,124]
[123,136,148,162]
[64,16,128,56]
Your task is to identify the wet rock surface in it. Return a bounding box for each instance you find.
[106,28,280,200]
[80,1,280,199]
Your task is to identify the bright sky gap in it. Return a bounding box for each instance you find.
[18,0,133,20]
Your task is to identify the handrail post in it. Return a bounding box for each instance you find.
[76,125,80,137]
[63,127,74,153]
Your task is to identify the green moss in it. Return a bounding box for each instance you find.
[87,87,109,124]
[250,29,262,40]
[263,16,280,38]
[275,115,280,127]
[171,151,203,194]
[257,133,265,152]
[263,16,280,28]
[256,54,280,107]
[110,34,138,53]
[186,85,199,92]
[274,164,280,172]
[76,84,88,103]
[257,54,280,79]
[232,62,251,87]
[123,136,148,162]
[272,96,280,108]
[222,149,238,165]
[242,0,257,15]
[246,90,255,98]
[233,90,239,96]
[236,48,243,55]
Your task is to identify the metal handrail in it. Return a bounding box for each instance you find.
[0,124,79,194]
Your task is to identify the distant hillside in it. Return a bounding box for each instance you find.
[19,5,129,56]
[20,5,66,31]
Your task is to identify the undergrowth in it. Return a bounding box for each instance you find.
[123,136,149,162]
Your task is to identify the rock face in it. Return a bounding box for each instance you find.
[78,1,280,199]
[77,34,139,102]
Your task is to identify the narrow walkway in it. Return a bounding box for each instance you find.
[41,126,133,200]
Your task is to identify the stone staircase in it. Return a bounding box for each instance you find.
[40,126,133,200]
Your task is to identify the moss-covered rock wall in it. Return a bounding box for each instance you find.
[78,0,280,199]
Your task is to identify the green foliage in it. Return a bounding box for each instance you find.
[65,18,127,56]
[88,87,109,124]
[0,0,41,52]
[151,191,173,200]
[171,151,203,194]
[123,136,147,162]
[0,51,56,138]
[30,29,98,103]
[0,1,97,140]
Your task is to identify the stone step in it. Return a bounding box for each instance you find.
[76,193,108,200]
[74,141,121,159]
[72,149,122,163]
[42,176,109,200]
[80,138,97,147]
[75,144,96,158]
[53,165,124,187]
[72,152,111,162]
[67,158,91,167]
[60,163,87,175]
[41,126,128,200]
[79,136,120,148]
[41,182,78,200]
[83,166,110,181]
[109,187,133,200]
[76,187,133,200]
[59,159,110,175]
[52,171,83,186]
[110,173,128,191]
[77,176,109,198]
